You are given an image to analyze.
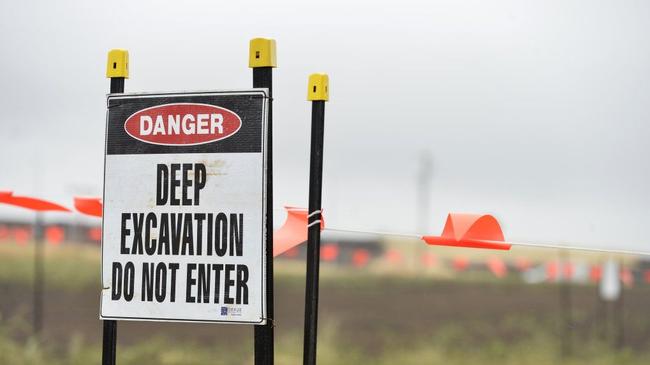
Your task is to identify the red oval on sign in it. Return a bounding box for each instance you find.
[124,103,242,146]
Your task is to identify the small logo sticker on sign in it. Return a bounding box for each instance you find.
[124,103,242,146]
[220,306,242,316]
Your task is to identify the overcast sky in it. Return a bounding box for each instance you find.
[1,0,649,252]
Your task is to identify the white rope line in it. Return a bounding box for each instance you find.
[324,227,421,239]
[323,227,650,257]
[500,240,650,257]
[275,208,650,256]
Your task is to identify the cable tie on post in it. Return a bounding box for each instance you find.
[307,220,322,228]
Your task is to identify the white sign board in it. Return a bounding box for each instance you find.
[101,90,268,324]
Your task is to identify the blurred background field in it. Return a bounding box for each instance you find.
[1,232,649,364]
[2,1,650,363]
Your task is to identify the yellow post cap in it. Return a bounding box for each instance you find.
[249,38,277,68]
[307,73,329,101]
[106,49,129,78]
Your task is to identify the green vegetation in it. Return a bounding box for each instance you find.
[1,315,648,365]
[0,244,100,290]
[1,242,649,364]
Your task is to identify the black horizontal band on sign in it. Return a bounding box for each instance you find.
[106,91,267,155]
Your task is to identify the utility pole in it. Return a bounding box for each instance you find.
[416,152,433,269]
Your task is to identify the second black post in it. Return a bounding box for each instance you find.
[303,73,329,365]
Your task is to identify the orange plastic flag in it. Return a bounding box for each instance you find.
[486,256,507,278]
[452,256,470,272]
[422,213,511,250]
[88,227,102,242]
[273,206,325,257]
[13,227,31,245]
[0,225,9,241]
[421,252,437,268]
[321,244,339,262]
[514,257,532,272]
[283,247,300,258]
[352,248,370,268]
[45,226,65,245]
[74,197,103,217]
[0,192,70,212]
[621,268,634,287]
[546,261,558,281]
[385,249,404,265]
[590,265,602,283]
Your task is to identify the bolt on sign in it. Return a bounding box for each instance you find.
[101,90,268,324]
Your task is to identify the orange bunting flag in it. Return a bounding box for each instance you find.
[590,265,603,283]
[452,256,470,272]
[422,213,511,250]
[0,192,70,212]
[514,257,532,272]
[421,252,437,268]
[486,256,507,278]
[45,226,65,245]
[74,197,103,217]
[273,206,325,257]
[385,249,404,265]
[352,248,370,268]
[321,244,339,262]
[88,227,102,242]
[546,261,559,281]
[621,268,634,287]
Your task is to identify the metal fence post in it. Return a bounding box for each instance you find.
[102,48,129,365]
[250,37,276,365]
[303,73,329,365]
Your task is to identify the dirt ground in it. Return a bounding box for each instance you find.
[2,273,649,353]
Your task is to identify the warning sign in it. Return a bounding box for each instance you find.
[101,90,268,324]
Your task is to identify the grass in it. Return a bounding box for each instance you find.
[0,314,648,365]
[0,243,100,291]
[1,241,650,364]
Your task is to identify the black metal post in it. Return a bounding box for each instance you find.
[103,60,125,364]
[303,74,328,365]
[33,213,44,335]
[253,65,274,365]
[110,77,124,94]
[102,320,117,365]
